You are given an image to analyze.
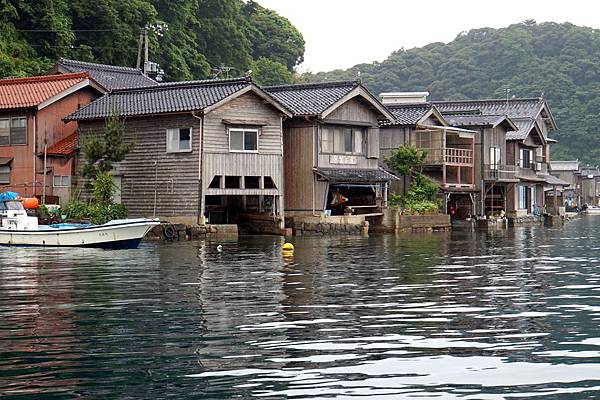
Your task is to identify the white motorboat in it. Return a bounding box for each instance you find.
[584,205,600,215]
[0,199,159,248]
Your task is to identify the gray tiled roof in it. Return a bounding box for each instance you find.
[65,77,251,121]
[433,98,544,119]
[56,58,159,90]
[506,118,535,140]
[444,114,509,127]
[314,167,398,183]
[265,81,359,116]
[550,160,579,172]
[382,103,433,126]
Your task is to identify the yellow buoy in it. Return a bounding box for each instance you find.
[282,242,294,252]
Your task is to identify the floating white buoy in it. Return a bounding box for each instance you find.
[216,244,222,252]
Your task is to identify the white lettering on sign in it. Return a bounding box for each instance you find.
[330,155,358,165]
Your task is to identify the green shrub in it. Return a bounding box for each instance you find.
[64,199,127,224]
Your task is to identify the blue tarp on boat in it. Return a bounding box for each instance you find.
[0,192,19,201]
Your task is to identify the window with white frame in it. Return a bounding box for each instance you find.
[320,125,364,155]
[519,148,532,168]
[518,185,527,209]
[489,146,501,169]
[0,165,9,184]
[166,127,192,153]
[53,175,71,187]
[0,116,27,146]
[229,128,258,152]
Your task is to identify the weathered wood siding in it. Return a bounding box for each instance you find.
[379,126,409,159]
[283,122,316,211]
[318,96,382,170]
[78,114,201,220]
[325,96,380,125]
[202,92,284,202]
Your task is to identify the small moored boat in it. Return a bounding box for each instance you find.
[584,205,600,215]
[0,199,159,249]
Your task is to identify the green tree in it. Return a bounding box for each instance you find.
[386,145,440,214]
[82,113,132,182]
[312,21,600,164]
[252,57,294,85]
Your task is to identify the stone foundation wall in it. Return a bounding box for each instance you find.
[508,215,543,226]
[289,220,367,236]
[379,209,451,233]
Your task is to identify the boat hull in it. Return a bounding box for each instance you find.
[0,219,160,248]
[585,207,600,215]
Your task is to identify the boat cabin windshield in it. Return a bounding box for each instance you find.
[0,200,25,211]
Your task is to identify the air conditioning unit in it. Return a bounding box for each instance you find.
[534,162,542,171]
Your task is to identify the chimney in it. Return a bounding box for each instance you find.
[380,91,429,105]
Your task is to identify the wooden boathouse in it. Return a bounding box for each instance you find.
[67,77,292,230]
[265,80,398,229]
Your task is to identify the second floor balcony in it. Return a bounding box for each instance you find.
[484,164,518,181]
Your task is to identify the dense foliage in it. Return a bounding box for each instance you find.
[311,21,600,164]
[385,145,440,214]
[0,0,304,85]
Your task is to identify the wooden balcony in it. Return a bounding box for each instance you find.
[445,148,473,165]
[421,147,474,167]
[484,164,518,181]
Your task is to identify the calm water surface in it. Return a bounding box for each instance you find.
[1,217,600,399]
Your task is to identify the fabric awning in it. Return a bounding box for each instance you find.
[0,157,13,166]
[314,167,399,183]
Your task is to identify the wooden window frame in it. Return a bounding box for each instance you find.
[320,125,365,156]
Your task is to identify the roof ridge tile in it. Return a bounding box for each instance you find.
[0,72,88,86]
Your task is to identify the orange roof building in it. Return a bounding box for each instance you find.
[0,73,105,205]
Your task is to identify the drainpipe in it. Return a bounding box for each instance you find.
[191,111,204,224]
[313,120,319,216]
[32,114,37,197]
[42,143,47,204]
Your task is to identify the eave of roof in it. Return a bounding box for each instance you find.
[65,77,292,121]
[0,72,103,110]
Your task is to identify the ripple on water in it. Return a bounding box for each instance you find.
[2,221,600,398]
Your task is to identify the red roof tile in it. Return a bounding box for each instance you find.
[46,133,78,156]
[0,72,89,110]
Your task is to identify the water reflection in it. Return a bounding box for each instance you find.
[1,218,600,398]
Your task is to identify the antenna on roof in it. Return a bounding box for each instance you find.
[539,91,545,99]
[357,70,361,83]
[136,23,167,80]
[505,88,511,107]
[212,66,235,79]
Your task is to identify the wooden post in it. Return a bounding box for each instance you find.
[553,185,558,215]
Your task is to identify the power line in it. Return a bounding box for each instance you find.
[16,29,118,32]
[27,44,139,50]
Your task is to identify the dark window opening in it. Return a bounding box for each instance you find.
[245,176,260,189]
[205,195,222,206]
[209,176,221,189]
[264,176,276,189]
[246,195,260,210]
[225,176,241,189]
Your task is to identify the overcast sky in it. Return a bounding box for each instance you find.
[258,0,600,73]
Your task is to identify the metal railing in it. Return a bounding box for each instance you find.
[484,164,517,181]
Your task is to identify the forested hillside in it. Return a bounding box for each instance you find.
[0,0,304,85]
[311,21,600,164]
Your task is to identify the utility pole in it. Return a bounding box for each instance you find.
[136,28,144,70]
